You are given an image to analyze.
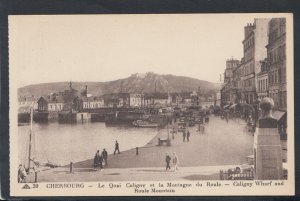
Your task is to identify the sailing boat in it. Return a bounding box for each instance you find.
[24,108,59,174]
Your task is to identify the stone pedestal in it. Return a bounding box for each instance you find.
[253,97,283,180]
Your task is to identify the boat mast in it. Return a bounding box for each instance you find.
[27,107,33,171]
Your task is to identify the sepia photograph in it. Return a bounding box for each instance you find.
[8,13,294,196]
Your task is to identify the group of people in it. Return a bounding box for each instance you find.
[182,129,191,142]
[93,148,108,171]
[165,152,179,172]
[93,140,120,171]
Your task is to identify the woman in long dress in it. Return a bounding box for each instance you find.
[93,150,101,171]
[173,152,179,172]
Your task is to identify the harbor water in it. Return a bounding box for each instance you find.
[18,122,158,166]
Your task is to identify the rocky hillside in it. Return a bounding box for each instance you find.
[18,72,221,97]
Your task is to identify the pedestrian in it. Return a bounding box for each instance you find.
[93,150,102,171]
[99,153,103,170]
[18,164,27,183]
[165,153,171,171]
[102,148,108,166]
[173,152,179,172]
[114,140,120,155]
[186,130,190,142]
[183,130,186,142]
[225,112,229,123]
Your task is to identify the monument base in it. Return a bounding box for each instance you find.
[254,128,283,180]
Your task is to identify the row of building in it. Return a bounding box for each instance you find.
[221,18,286,111]
[220,18,287,136]
[19,87,217,113]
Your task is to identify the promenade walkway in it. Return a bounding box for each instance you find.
[28,115,254,182]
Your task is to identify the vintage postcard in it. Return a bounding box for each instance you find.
[9,13,294,196]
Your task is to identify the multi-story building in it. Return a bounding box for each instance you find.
[257,59,269,100]
[220,82,236,107]
[117,93,130,108]
[234,58,245,103]
[82,97,105,109]
[221,58,239,106]
[241,19,270,104]
[18,96,38,110]
[129,93,144,107]
[37,96,65,112]
[224,58,240,84]
[214,92,221,106]
[266,18,287,158]
[144,93,172,107]
[266,18,286,111]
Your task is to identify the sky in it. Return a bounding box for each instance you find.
[9,14,273,88]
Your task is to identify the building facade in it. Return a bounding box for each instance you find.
[266,18,286,111]
[18,96,38,110]
[241,19,270,104]
[257,59,269,100]
[221,58,240,106]
[129,93,144,107]
[82,97,105,109]
[37,96,65,112]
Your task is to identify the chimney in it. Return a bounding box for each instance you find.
[244,22,255,39]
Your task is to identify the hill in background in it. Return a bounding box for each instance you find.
[18,72,221,98]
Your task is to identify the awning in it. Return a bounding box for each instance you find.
[223,105,230,109]
[273,110,286,121]
[229,104,237,109]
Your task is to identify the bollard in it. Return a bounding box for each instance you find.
[70,162,73,173]
[136,147,139,155]
[35,171,38,183]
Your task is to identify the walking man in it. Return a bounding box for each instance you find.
[102,148,108,166]
[183,130,186,142]
[225,112,229,123]
[165,153,171,171]
[186,130,190,142]
[114,140,120,155]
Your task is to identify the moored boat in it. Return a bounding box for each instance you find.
[132,120,159,128]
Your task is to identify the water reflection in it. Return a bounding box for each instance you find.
[18,122,157,166]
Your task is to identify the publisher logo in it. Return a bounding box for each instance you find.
[22,184,31,189]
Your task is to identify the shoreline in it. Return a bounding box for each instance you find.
[25,115,255,182]
[69,115,253,169]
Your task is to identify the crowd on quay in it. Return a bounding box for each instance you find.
[215,104,256,133]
